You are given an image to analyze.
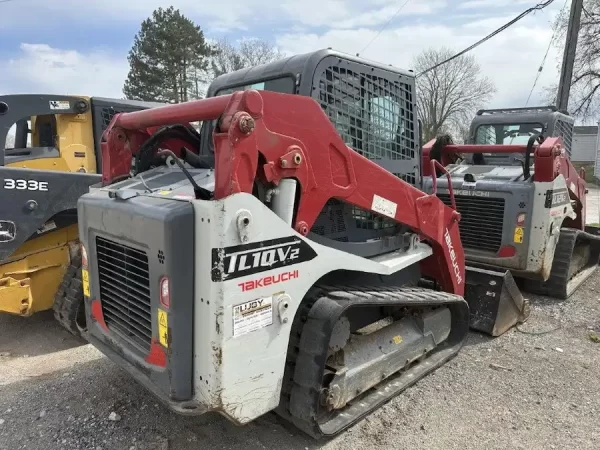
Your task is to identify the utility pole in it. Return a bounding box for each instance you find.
[556,0,584,112]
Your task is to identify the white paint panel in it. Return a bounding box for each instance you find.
[192,193,433,424]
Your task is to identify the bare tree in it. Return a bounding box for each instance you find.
[414,47,496,142]
[546,0,600,119]
[210,38,286,79]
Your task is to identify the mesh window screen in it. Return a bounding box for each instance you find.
[554,119,573,156]
[100,108,118,132]
[315,65,416,165]
[312,62,418,233]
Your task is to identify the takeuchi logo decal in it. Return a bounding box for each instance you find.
[211,236,317,282]
[444,228,462,285]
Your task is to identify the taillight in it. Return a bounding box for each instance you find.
[159,276,171,308]
[516,213,526,226]
[81,244,88,268]
[498,245,516,257]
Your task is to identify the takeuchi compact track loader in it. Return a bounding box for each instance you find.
[76,50,470,438]
[422,106,600,335]
[0,94,162,335]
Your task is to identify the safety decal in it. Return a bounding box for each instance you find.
[82,269,90,297]
[211,236,317,282]
[513,226,524,244]
[157,309,168,348]
[232,296,273,337]
[371,194,397,219]
[37,220,57,235]
[544,188,569,208]
[49,100,70,110]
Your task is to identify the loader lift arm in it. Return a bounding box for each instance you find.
[101,89,464,295]
[423,135,587,227]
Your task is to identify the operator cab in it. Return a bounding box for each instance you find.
[0,95,165,172]
[460,106,574,173]
[200,49,420,187]
[200,48,420,252]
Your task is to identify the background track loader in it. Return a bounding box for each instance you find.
[0,95,163,335]
[422,106,600,335]
[76,50,470,438]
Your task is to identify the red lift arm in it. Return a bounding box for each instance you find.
[100,90,465,295]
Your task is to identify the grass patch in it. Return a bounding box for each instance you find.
[572,162,598,184]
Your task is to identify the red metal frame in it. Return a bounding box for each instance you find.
[422,137,588,229]
[430,159,457,211]
[99,90,465,295]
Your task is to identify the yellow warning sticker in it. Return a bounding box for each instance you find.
[158,190,170,195]
[392,335,403,345]
[158,309,168,348]
[513,226,524,244]
[82,269,90,297]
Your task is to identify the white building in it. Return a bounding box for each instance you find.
[573,125,599,162]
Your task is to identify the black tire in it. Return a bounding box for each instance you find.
[52,250,87,337]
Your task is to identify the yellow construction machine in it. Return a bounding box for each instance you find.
[0,94,163,335]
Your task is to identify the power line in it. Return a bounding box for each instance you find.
[525,0,569,106]
[359,0,411,55]
[0,0,18,3]
[417,0,557,77]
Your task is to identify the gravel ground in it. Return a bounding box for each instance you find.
[1,193,599,450]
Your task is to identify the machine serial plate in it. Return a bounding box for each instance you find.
[232,296,273,337]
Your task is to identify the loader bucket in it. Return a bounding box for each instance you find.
[464,266,529,337]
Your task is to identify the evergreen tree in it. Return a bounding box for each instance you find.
[123,7,215,103]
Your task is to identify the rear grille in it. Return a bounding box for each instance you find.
[96,236,152,352]
[437,194,506,253]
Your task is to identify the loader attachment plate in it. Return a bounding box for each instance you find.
[464,266,529,336]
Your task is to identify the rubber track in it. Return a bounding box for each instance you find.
[275,284,469,438]
[524,228,600,299]
[52,250,86,337]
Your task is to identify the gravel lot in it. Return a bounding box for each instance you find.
[1,189,599,450]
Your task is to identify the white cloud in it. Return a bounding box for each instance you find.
[1,44,128,98]
[276,13,563,109]
[0,0,447,33]
[0,0,567,118]
[458,0,535,10]
[281,0,446,29]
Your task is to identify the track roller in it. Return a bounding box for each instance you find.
[276,285,469,438]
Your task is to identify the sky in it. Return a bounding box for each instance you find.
[0,0,568,116]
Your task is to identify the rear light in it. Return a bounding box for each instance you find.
[81,244,88,268]
[516,213,526,226]
[159,276,171,308]
[498,245,516,257]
